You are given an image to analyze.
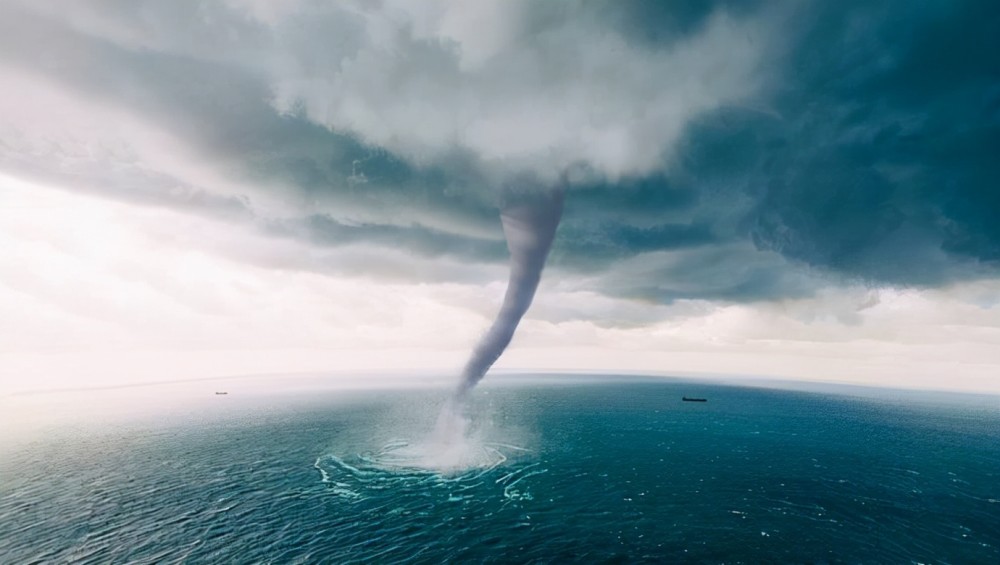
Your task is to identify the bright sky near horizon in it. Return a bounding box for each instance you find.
[1,1,999,394]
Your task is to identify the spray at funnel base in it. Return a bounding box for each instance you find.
[452,182,565,405]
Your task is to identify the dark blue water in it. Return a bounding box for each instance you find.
[2,378,999,563]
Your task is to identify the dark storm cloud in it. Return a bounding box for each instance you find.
[697,0,1000,285]
[556,0,1000,299]
[592,0,767,48]
[1,0,998,303]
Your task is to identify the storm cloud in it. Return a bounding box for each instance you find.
[1,0,999,308]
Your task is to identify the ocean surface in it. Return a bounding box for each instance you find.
[1,376,999,563]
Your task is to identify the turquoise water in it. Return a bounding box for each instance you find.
[2,378,999,563]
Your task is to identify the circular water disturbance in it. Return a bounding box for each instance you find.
[315,398,547,506]
[314,438,544,503]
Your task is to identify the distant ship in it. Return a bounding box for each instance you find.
[682,396,707,402]
[215,391,229,395]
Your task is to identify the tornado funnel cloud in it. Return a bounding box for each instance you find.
[453,183,565,402]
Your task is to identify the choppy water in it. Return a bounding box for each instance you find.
[2,378,999,563]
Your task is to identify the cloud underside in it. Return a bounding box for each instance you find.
[0,0,998,305]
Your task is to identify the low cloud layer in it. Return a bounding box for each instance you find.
[5,175,998,395]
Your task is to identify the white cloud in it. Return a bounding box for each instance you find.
[261,1,774,181]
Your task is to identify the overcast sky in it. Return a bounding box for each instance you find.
[1,0,999,393]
